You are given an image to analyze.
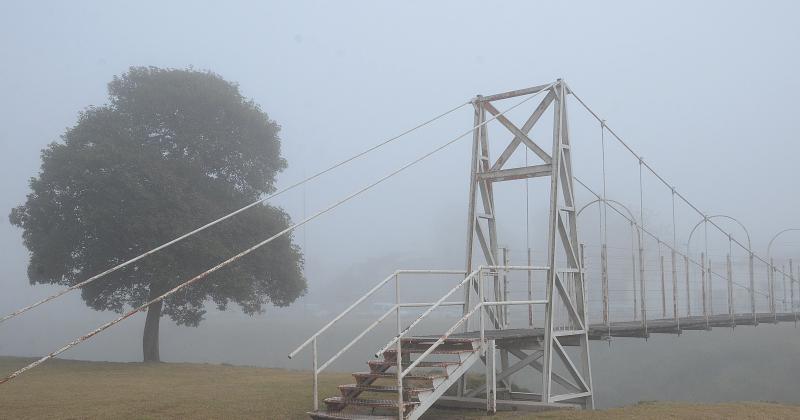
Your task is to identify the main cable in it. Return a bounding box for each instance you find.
[0,85,551,385]
[0,100,470,325]
[567,83,796,281]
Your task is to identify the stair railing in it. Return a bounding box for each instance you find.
[376,268,483,357]
[373,265,549,417]
[376,265,549,357]
[289,265,548,415]
[287,269,466,411]
[402,267,550,373]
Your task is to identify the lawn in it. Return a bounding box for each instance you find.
[0,357,797,419]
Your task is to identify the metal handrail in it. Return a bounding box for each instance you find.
[380,265,549,362]
[290,265,547,412]
[403,303,483,375]
[288,269,465,359]
[401,298,548,377]
[288,271,398,360]
[389,265,549,375]
[317,305,397,372]
[287,268,467,412]
[375,265,550,356]
[399,301,466,308]
[375,268,483,357]
[316,301,468,373]
[483,265,551,271]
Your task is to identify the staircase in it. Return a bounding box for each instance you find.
[308,336,482,420]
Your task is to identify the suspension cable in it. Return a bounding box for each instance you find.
[567,83,796,282]
[0,100,471,325]
[567,85,792,277]
[0,86,551,385]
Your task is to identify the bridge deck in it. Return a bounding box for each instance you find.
[427,312,798,345]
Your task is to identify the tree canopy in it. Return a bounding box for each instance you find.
[9,67,305,361]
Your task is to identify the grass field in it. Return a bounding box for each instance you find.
[1,356,798,419]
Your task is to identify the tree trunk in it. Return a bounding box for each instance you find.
[142,285,163,363]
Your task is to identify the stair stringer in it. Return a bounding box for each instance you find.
[406,349,482,420]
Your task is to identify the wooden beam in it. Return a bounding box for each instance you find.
[506,348,583,393]
[434,396,578,412]
[477,164,552,182]
[557,213,580,269]
[475,222,497,266]
[483,102,552,164]
[549,391,593,403]
[553,338,590,392]
[491,91,555,171]
[476,83,553,102]
[466,350,543,397]
[554,273,586,330]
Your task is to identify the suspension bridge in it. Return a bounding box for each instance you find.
[1,79,798,420]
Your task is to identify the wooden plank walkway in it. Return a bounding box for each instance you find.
[423,312,798,345]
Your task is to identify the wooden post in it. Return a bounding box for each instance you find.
[708,258,714,316]
[701,252,707,319]
[685,255,691,316]
[769,259,776,322]
[727,253,734,325]
[632,224,638,320]
[783,265,788,312]
[601,243,609,324]
[312,337,318,411]
[528,248,534,326]
[660,253,666,318]
[488,339,497,413]
[790,259,796,324]
[639,239,647,333]
[396,274,403,419]
[672,250,679,327]
[502,247,509,326]
[749,253,756,326]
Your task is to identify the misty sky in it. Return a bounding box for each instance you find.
[2,0,800,408]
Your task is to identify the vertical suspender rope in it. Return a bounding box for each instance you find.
[671,187,679,326]
[573,175,779,319]
[638,158,647,333]
[708,257,714,317]
[601,120,610,332]
[783,265,788,312]
[526,141,533,326]
[570,84,789,305]
[727,235,733,322]
[597,200,603,326]
[704,217,710,327]
[659,240,665,318]
[631,220,638,321]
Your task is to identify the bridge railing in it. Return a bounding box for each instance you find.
[287,265,555,413]
[374,265,549,417]
[287,268,467,411]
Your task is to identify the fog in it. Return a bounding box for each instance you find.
[2,0,800,409]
